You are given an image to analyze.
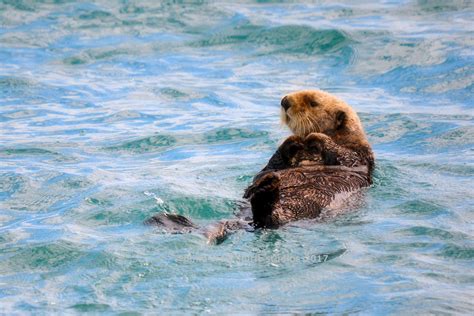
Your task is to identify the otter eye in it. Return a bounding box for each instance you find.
[309,100,319,107]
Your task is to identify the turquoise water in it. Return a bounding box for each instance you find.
[1,0,473,314]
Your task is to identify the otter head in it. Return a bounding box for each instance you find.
[280,90,370,151]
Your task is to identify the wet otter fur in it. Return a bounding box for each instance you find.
[146,90,374,243]
[247,90,374,228]
[245,134,371,228]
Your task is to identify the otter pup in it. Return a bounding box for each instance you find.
[146,90,374,242]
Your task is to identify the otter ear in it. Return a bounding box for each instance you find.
[336,111,346,129]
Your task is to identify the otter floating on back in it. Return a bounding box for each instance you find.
[146,90,374,243]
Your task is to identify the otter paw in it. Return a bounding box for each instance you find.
[243,172,280,199]
[279,135,305,165]
[305,132,331,152]
[254,172,280,192]
[280,135,304,146]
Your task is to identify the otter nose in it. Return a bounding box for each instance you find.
[281,96,290,111]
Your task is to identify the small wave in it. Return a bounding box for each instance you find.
[0,76,38,98]
[103,110,155,123]
[78,10,113,21]
[102,128,268,154]
[0,173,27,200]
[104,134,177,154]
[69,303,110,313]
[394,200,447,216]
[1,172,93,214]
[192,22,352,56]
[248,25,351,55]
[426,126,474,150]
[415,1,473,13]
[158,87,189,99]
[204,128,268,143]
[437,244,474,260]
[399,226,469,241]
[0,240,84,273]
[63,47,130,65]
[0,76,32,89]
[0,147,59,156]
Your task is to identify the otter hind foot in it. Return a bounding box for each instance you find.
[205,219,251,245]
[144,213,197,233]
[245,172,280,198]
[248,172,281,228]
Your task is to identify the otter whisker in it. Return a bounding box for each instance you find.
[298,114,306,136]
[308,115,321,134]
[304,116,312,135]
[305,115,313,135]
[298,113,307,137]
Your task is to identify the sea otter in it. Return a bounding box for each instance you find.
[146,90,374,242]
[245,89,374,228]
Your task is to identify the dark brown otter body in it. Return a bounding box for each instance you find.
[146,90,374,242]
[245,132,372,228]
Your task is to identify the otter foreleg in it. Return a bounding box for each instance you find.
[305,133,363,167]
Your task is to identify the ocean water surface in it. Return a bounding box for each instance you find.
[0,0,473,314]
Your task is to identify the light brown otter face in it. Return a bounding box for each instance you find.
[280,90,363,138]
